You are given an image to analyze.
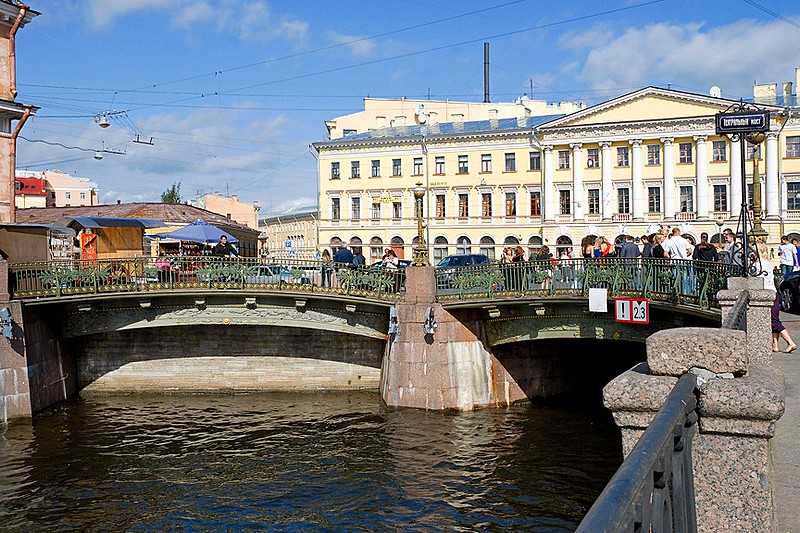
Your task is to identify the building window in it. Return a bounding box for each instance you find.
[458,193,469,217]
[746,141,756,160]
[458,155,469,174]
[80,192,86,200]
[647,144,660,165]
[530,191,541,217]
[648,187,661,213]
[713,184,727,212]
[481,154,492,173]
[371,160,381,177]
[435,156,445,174]
[392,159,402,176]
[588,188,600,214]
[712,140,727,162]
[66,192,71,199]
[617,188,630,214]
[558,150,570,170]
[435,194,446,218]
[559,189,571,215]
[433,236,448,263]
[504,153,516,172]
[350,161,360,178]
[679,142,693,163]
[343,129,357,136]
[331,162,340,180]
[679,185,693,212]
[481,193,492,217]
[747,183,754,210]
[787,136,800,158]
[617,146,629,167]
[413,157,423,176]
[331,198,340,221]
[586,148,599,168]
[529,151,541,171]
[351,197,360,220]
[392,201,402,220]
[371,202,381,220]
[505,192,516,216]
[788,182,800,210]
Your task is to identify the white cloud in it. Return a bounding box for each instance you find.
[562,18,800,97]
[326,31,375,57]
[88,0,173,29]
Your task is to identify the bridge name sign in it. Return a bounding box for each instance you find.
[715,111,770,135]
[615,298,649,325]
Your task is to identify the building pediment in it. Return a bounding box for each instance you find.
[540,86,783,130]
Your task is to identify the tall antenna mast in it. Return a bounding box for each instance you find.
[483,42,490,103]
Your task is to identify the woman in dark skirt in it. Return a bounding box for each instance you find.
[759,241,797,352]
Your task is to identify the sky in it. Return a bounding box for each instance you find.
[14,0,800,216]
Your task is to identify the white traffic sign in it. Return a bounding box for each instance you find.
[614,298,649,324]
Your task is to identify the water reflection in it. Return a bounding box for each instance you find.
[0,393,620,532]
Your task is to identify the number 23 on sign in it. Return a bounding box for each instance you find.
[614,298,649,324]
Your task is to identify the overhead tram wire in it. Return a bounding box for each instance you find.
[740,0,800,31]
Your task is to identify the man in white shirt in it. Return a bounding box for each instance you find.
[777,235,798,279]
[664,227,692,260]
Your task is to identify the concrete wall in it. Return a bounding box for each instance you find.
[67,325,384,394]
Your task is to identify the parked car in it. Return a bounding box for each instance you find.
[244,265,311,285]
[435,254,492,293]
[436,254,490,268]
[779,271,800,312]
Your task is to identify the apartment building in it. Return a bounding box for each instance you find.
[259,210,318,259]
[189,192,260,229]
[313,82,800,263]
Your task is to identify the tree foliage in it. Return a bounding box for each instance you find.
[161,182,181,203]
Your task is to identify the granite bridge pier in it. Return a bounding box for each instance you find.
[0,256,790,532]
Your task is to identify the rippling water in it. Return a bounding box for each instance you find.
[0,393,622,532]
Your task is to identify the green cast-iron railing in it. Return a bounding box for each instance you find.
[8,256,407,302]
[435,258,741,309]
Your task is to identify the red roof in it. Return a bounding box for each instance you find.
[15,177,47,196]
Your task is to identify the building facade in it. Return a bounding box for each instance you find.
[14,175,46,208]
[189,192,260,229]
[259,210,319,259]
[313,84,800,263]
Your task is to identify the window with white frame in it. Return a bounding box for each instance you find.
[435,194,446,218]
[616,146,629,167]
[371,160,380,177]
[617,188,630,214]
[458,193,469,217]
[679,186,693,212]
[458,155,469,173]
[481,154,492,172]
[435,156,445,174]
[529,151,541,170]
[505,192,516,216]
[712,140,727,162]
[586,148,599,168]
[505,152,516,172]
[679,142,693,163]
[392,201,402,220]
[788,182,800,210]
[530,191,541,216]
[481,193,492,216]
[371,201,381,220]
[558,150,570,169]
[331,197,341,220]
[588,188,600,214]
[559,189,571,215]
[787,136,800,158]
[331,162,340,179]
[647,144,660,165]
[413,157,423,176]
[351,161,360,178]
[713,184,727,212]
[392,159,402,176]
[351,197,361,220]
[648,187,661,213]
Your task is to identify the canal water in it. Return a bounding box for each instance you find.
[0,392,622,532]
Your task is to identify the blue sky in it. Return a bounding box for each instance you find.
[14,0,800,216]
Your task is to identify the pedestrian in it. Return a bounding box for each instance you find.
[792,238,800,262]
[352,246,366,267]
[512,245,525,262]
[641,235,652,258]
[651,233,668,258]
[777,235,798,279]
[692,232,719,262]
[321,249,333,287]
[381,248,399,269]
[500,247,513,264]
[664,227,692,260]
[333,244,354,264]
[757,241,797,353]
[212,235,238,258]
[581,235,596,258]
[596,236,614,257]
[619,235,641,258]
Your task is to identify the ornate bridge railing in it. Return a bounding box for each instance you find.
[576,373,699,532]
[8,257,406,302]
[435,258,741,309]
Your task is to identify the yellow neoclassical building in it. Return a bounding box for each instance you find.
[312,86,800,263]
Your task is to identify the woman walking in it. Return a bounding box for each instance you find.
[757,241,797,353]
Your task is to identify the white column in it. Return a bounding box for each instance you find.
[662,137,675,220]
[601,141,613,220]
[766,132,779,218]
[695,135,709,219]
[630,139,644,220]
[571,143,583,220]
[730,138,742,218]
[543,145,555,222]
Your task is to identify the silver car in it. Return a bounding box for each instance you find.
[244,265,311,285]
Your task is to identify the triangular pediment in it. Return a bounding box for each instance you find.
[540,87,781,129]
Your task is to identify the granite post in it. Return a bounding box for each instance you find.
[718,276,775,365]
[380,266,526,410]
[603,323,784,533]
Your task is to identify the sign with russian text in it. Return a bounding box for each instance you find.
[614,298,649,324]
[715,111,770,134]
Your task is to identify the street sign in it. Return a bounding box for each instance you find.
[615,298,649,324]
[289,250,296,257]
[715,111,770,135]
[285,241,292,248]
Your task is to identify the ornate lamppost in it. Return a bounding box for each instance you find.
[412,182,429,266]
[747,132,768,240]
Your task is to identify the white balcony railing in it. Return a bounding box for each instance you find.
[675,212,697,221]
[586,214,602,223]
[786,211,800,220]
[711,211,730,221]
[645,213,662,222]
[612,213,632,222]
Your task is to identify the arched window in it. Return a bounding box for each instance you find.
[504,236,520,246]
[480,236,496,260]
[555,235,573,258]
[370,236,384,263]
[528,236,543,257]
[456,236,472,255]
[391,236,405,259]
[349,236,362,246]
[433,236,449,263]
[329,236,342,255]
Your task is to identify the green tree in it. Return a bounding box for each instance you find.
[161,182,181,203]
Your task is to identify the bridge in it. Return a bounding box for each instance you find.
[0,255,788,531]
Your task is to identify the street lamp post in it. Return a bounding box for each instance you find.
[747,132,768,240]
[412,182,429,266]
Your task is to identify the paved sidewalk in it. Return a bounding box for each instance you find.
[773,311,800,533]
